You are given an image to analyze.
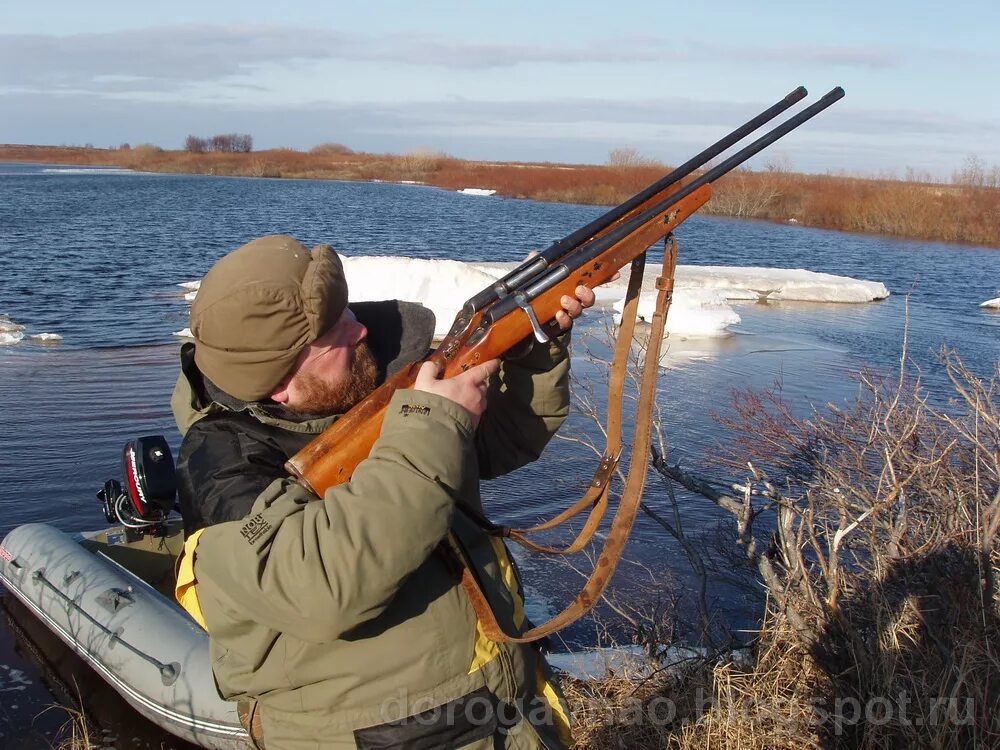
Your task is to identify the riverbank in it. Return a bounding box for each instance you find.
[3,143,999,248]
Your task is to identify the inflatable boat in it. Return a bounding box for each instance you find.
[0,437,250,749]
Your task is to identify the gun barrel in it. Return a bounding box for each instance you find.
[467,86,809,311]
[485,87,845,322]
[683,86,844,195]
[536,86,809,262]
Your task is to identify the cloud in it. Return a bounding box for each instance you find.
[713,43,900,69]
[0,25,908,97]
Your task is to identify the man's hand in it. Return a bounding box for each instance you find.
[553,284,596,332]
[414,359,501,426]
[522,251,600,333]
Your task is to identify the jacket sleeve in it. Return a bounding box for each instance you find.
[191,389,477,644]
[474,334,571,480]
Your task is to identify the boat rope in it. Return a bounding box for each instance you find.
[31,569,180,686]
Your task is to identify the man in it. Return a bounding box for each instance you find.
[171,235,594,749]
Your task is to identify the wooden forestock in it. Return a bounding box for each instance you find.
[286,184,713,495]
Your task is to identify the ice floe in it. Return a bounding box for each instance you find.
[457,188,497,196]
[340,256,499,337]
[547,645,746,680]
[1,314,63,345]
[980,297,1000,309]
[29,333,62,343]
[40,167,137,175]
[1,315,26,345]
[177,257,889,341]
[614,289,742,337]
[605,264,890,304]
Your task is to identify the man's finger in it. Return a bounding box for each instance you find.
[561,295,583,318]
[462,359,500,384]
[576,285,596,308]
[415,360,442,388]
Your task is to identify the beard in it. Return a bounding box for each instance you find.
[288,341,380,418]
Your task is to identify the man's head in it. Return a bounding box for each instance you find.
[190,235,378,415]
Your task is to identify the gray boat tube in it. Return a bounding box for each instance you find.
[0,523,250,749]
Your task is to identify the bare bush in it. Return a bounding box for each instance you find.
[310,142,354,155]
[704,167,784,218]
[607,148,662,169]
[399,147,455,175]
[953,154,1000,189]
[563,322,999,748]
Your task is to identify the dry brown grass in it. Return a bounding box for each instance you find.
[3,144,999,247]
[706,170,1000,246]
[54,707,96,750]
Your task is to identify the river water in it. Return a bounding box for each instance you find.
[0,163,997,745]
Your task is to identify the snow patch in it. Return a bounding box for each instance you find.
[457,188,497,196]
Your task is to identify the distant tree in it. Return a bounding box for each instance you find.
[204,133,254,153]
[210,134,231,152]
[185,135,208,153]
[234,134,253,153]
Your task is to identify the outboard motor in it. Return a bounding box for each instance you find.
[96,435,177,531]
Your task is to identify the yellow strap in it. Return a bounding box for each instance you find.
[465,536,527,674]
[174,528,208,630]
[536,663,573,745]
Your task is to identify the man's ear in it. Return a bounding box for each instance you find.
[269,381,291,404]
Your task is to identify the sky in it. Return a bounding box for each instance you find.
[2,0,998,178]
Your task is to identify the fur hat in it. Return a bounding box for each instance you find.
[190,235,348,401]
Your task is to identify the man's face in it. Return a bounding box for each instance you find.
[270,308,379,417]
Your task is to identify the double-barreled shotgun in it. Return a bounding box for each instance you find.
[287,85,845,642]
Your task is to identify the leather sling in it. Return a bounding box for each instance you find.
[459,235,679,643]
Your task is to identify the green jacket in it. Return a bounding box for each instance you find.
[176,339,574,749]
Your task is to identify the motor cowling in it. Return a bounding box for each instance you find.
[122,436,177,517]
[97,436,177,528]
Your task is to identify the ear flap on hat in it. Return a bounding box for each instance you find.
[302,245,349,339]
[189,235,350,402]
